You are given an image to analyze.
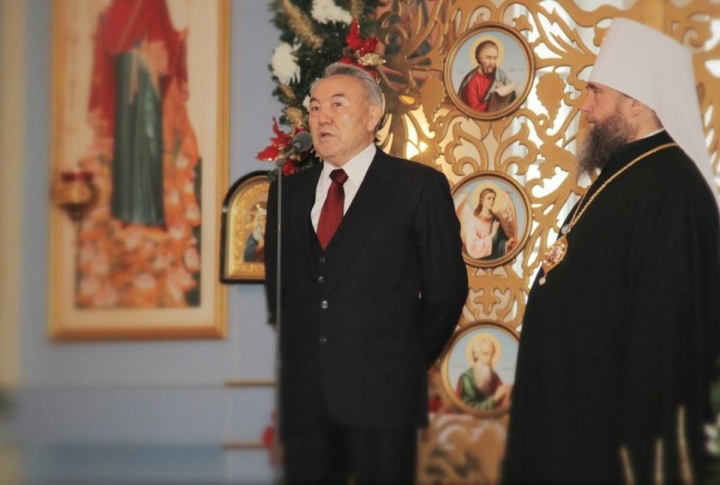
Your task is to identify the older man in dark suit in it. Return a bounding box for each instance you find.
[264,62,468,483]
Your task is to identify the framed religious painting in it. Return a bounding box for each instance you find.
[440,321,520,418]
[48,0,230,340]
[220,171,270,283]
[452,171,531,268]
[444,22,534,120]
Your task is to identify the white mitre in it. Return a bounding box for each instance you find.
[587,17,719,206]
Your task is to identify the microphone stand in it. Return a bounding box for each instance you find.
[273,153,286,485]
[271,132,311,484]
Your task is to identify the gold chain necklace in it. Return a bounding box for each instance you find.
[538,142,677,286]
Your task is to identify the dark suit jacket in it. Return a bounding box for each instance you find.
[264,149,467,435]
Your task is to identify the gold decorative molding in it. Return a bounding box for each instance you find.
[224,379,276,388]
[373,1,720,482]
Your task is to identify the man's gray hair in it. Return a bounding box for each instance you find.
[311,63,384,109]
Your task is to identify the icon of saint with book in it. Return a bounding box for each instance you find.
[458,37,518,113]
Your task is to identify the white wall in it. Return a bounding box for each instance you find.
[0,0,284,482]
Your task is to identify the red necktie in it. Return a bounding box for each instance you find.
[317,169,348,249]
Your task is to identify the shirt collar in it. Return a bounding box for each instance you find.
[641,128,665,139]
[321,143,376,185]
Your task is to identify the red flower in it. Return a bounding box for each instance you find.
[345,19,377,56]
[282,159,299,176]
[262,423,275,449]
[337,55,356,66]
[256,145,280,162]
[256,117,294,161]
[262,411,280,466]
[428,395,443,413]
[341,19,380,79]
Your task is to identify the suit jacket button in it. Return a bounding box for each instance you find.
[319,257,326,264]
[320,300,329,309]
[319,336,328,345]
[318,276,325,283]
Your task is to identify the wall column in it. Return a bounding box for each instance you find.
[0,0,26,387]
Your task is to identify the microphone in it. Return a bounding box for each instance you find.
[291,131,313,153]
[279,131,313,165]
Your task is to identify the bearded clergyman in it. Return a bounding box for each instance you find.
[502,18,720,484]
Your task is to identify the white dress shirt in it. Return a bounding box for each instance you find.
[311,143,376,231]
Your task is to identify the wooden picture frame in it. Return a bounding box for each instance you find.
[48,0,230,340]
[220,171,270,283]
[452,171,532,268]
[444,22,534,120]
[440,321,519,418]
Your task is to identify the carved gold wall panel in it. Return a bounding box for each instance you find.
[372,0,720,482]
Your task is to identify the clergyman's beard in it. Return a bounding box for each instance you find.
[577,110,635,176]
[481,64,496,76]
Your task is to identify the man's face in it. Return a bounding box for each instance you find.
[580,82,628,129]
[476,341,495,366]
[578,82,635,174]
[308,75,382,167]
[478,46,499,76]
[480,344,495,366]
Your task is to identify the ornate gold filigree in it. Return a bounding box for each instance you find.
[373,1,720,482]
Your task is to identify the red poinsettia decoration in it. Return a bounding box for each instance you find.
[428,394,443,413]
[256,117,307,175]
[256,117,294,162]
[261,410,281,466]
[346,18,377,57]
[338,19,383,79]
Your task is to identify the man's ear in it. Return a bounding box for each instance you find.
[367,104,383,131]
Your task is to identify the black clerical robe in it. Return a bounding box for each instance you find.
[503,131,720,483]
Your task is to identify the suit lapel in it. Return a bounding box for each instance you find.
[324,151,396,292]
[289,165,322,280]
